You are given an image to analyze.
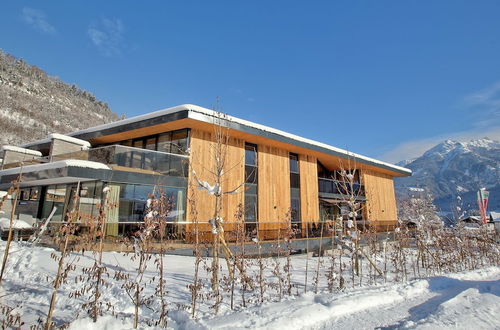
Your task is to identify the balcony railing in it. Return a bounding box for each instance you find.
[318,177,365,196]
[49,145,189,177]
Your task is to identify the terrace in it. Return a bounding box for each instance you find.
[318,177,365,198]
[1,145,189,178]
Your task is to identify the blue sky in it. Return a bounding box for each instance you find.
[1,1,499,163]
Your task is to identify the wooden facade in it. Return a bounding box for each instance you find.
[299,154,320,228]
[362,169,398,230]
[257,144,291,238]
[185,128,245,240]
[184,126,402,240]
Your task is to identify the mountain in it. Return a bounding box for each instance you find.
[0,50,120,146]
[395,138,500,216]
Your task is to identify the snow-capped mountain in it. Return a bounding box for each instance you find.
[395,138,500,216]
[0,50,120,146]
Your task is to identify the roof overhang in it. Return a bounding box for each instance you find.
[20,104,412,177]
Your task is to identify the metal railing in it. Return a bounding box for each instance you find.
[44,219,394,243]
[318,177,365,195]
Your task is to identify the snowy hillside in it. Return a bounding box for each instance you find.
[0,50,120,146]
[395,138,500,216]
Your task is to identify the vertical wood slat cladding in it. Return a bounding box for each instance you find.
[299,154,320,227]
[186,129,245,234]
[258,145,291,231]
[362,169,398,227]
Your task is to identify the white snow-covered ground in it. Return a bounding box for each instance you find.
[200,267,500,330]
[0,241,498,329]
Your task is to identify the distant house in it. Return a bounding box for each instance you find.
[0,104,411,241]
[460,216,483,224]
[490,212,500,234]
[489,212,500,222]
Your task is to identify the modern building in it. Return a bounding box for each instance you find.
[0,104,411,241]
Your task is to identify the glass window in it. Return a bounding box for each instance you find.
[134,185,151,202]
[143,149,157,171]
[131,148,143,169]
[21,189,30,201]
[157,133,172,152]
[245,165,258,184]
[30,187,39,201]
[245,143,257,166]
[115,184,186,223]
[157,132,172,153]
[132,185,151,221]
[290,172,300,189]
[244,143,258,223]
[119,199,133,222]
[79,182,94,219]
[132,139,143,148]
[145,137,156,150]
[120,184,135,200]
[171,130,188,154]
[118,184,134,222]
[245,183,257,195]
[291,198,301,222]
[244,194,258,221]
[290,153,299,173]
[290,153,301,224]
[43,184,66,222]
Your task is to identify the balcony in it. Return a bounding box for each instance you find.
[318,177,365,196]
[49,145,189,177]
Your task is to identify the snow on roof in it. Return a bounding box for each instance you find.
[49,133,91,148]
[460,216,482,223]
[62,104,196,137]
[1,146,42,157]
[187,106,412,175]
[70,104,411,175]
[21,104,411,175]
[0,218,32,230]
[0,159,110,176]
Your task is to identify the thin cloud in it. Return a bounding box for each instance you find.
[87,18,124,56]
[464,81,500,124]
[379,126,500,164]
[21,7,56,34]
[379,82,500,163]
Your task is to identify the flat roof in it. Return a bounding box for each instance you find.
[21,104,412,176]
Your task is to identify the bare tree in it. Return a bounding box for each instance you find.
[189,103,253,312]
[146,187,173,327]
[115,219,155,329]
[334,156,382,280]
[45,182,81,330]
[188,187,202,318]
[0,169,22,284]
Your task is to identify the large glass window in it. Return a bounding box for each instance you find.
[111,129,189,174]
[244,143,258,225]
[171,130,188,154]
[290,153,301,224]
[121,129,190,155]
[78,181,103,220]
[41,184,67,222]
[117,183,186,223]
